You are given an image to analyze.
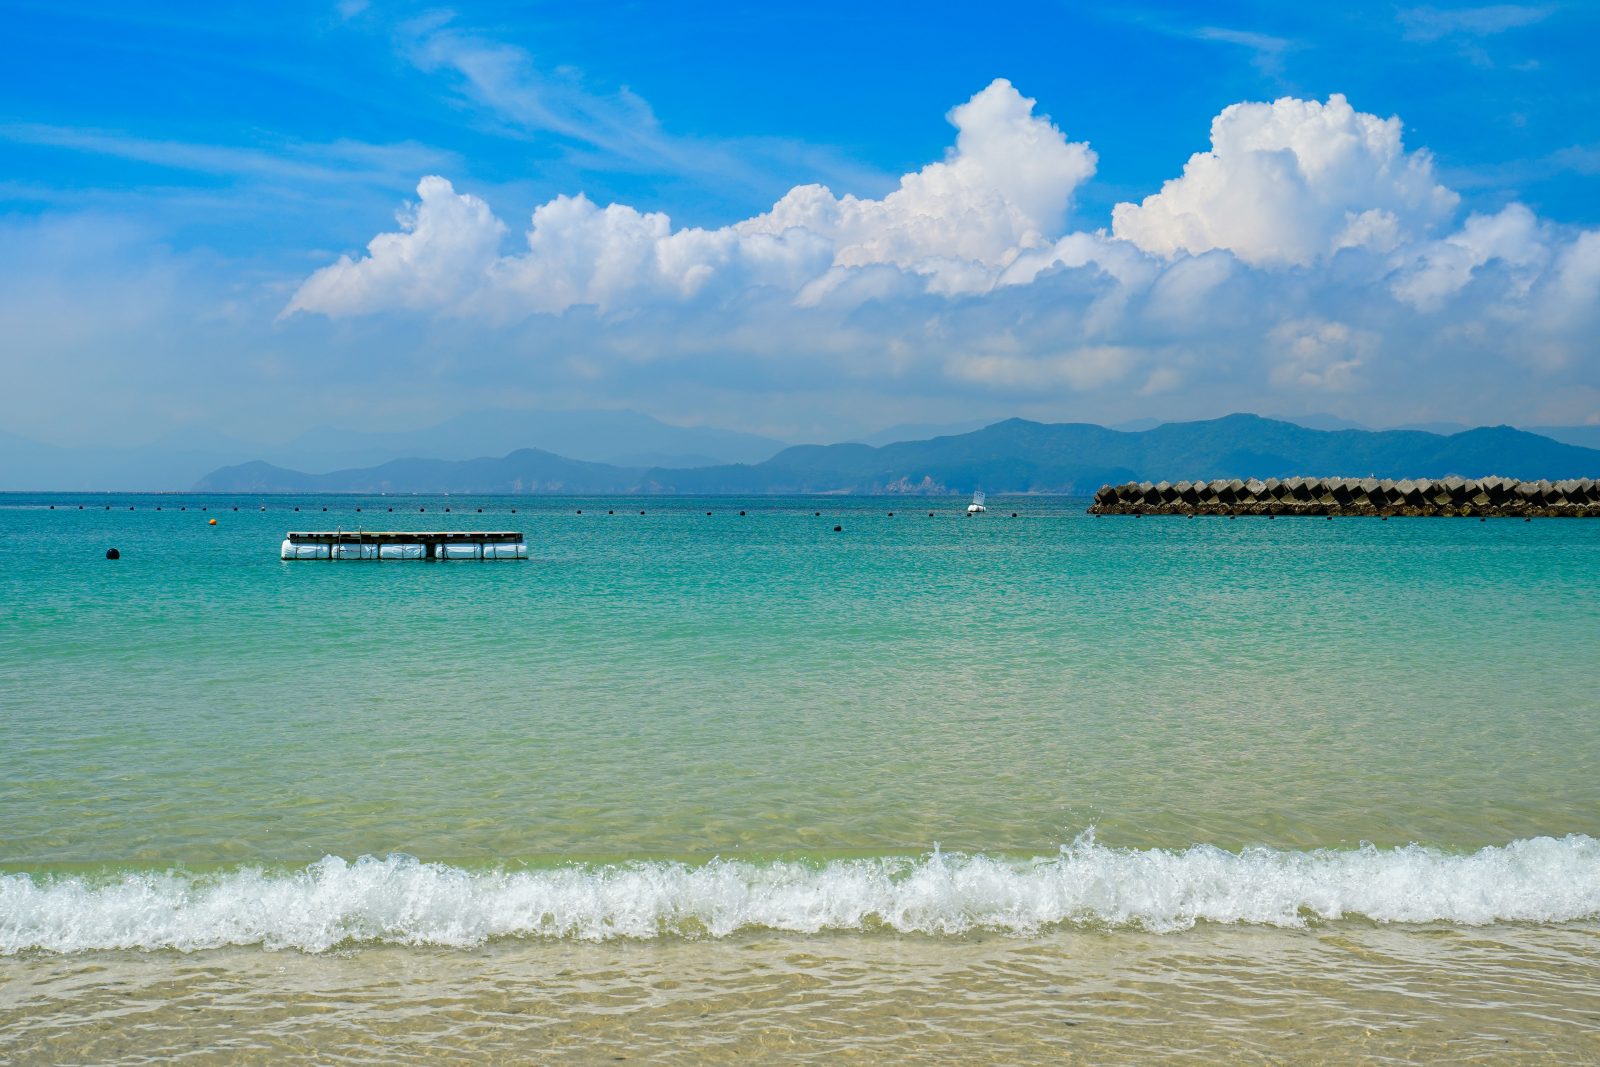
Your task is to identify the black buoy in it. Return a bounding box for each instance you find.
[388,507,393,512]
[105,548,119,560]
[577,509,582,514]
[1011,513,1017,518]
[739,510,746,516]
[511,509,516,514]
[322,506,327,511]
[640,510,645,515]
[259,506,265,511]
[833,525,842,532]
[928,512,933,517]
[888,512,894,517]
[707,511,712,516]
[419,507,425,512]
[815,511,821,517]
[49,505,54,509]
[477,508,483,513]
[608,510,614,515]
[445,507,450,513]
[294,507,299,512]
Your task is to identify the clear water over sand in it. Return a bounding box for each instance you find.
[2,495,1598,1060]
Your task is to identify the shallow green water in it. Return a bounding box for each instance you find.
[5,494,1600,1061]
[4,495,1598,876]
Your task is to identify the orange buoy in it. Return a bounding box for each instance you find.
[209,518,218,525]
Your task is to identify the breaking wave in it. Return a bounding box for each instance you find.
[5,834,1600,954]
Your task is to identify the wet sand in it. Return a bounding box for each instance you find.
[5,923,1599,1063]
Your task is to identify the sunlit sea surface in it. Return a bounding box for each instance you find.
[2,493,1598,1062]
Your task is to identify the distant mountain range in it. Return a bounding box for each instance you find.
[193,414,1600,495]
[0,410,788,491]
[11,408,1598,493]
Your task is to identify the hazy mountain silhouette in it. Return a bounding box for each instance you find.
[193,414,1600,494]
[1,409,787,490]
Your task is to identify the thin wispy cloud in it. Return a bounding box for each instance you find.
[1190,26,1303,76]
[1443,142,1600,189]
[1398,4,1554,41]
[394,14,889,201]
[0,124,456,189]
[1096,9,1303,78]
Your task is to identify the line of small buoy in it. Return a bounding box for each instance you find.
[52,503,1040,518]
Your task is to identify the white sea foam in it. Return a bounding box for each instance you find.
[4,835,1599,954]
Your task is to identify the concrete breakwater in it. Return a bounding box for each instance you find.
[1090,477,1600,517]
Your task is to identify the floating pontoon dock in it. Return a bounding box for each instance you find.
[281,531,528,560]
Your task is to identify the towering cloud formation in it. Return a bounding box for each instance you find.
[283,80,1599,422]
[287,175,504,316]
[740,79,1096,273]
[1111,94,1458,266]
[288,79,1094,318]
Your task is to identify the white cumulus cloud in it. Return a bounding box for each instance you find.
[285,175,504,317]
[276,80,1600,428]
[1110,94,1458,266]
[287,79,1094,319]
[1268,319,1375,390]
[1390,202,1549,309]
[739,78,1095,274]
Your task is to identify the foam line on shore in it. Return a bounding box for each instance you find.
[4,835,1599,953]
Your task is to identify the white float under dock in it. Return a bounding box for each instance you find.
[281,531,528,560]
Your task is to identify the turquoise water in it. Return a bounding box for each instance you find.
[5,494,1600,1061]
[1,495,1599,951]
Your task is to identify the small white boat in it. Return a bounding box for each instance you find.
[967,490,987,514]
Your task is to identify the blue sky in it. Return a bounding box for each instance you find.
[2,0,1597,445]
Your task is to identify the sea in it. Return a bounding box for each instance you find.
[2,493,1598,1062]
